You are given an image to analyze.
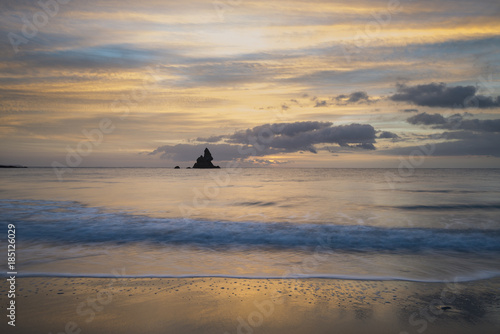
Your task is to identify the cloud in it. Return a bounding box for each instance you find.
[378,131,399,139]
[390,82,500,108]
[314,100,328,107]
[355,143,376,150]
[388,111,500,157]
[309,91,377,108]
[407,112,446,125]
[245,158,290,166]
[407,112,500,132]
[346,91,369,103]
[226,121,377,153]
[438,131,482,140]
[382,133,500,157]
[196,135,225,143]
[445,118,500,132]
[334,91,375,105]
[151,121,379,161]
[229,121,332,139]
[400,109,419,113]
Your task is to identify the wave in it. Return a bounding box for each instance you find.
[5,271,500,283]
[399,189,486,194]
[237,201,277,207]
[393,204,500,211]
[2,199,500,252]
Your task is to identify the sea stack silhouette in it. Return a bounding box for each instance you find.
[193,148,220,168]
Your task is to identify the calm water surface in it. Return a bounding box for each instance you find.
[1,168,499,282]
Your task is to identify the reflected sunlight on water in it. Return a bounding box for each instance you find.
[1,168,500,281]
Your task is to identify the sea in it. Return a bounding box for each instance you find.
[1,168,500,283]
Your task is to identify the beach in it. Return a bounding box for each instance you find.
[2,277,499,334]
[1,168,500,333]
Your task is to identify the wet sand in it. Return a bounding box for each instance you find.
[1,277,499,334]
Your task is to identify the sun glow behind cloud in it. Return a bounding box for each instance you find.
[0,0,499,167]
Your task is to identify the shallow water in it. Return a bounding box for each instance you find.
[1,168,500,281]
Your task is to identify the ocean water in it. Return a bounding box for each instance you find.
[1,168,500,282]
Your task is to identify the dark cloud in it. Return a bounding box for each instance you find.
[355,143,376,150]
[407,112,446,125]
[383,133,500,157]
[400,109,419,113]
[438,131,481,140]
[390,82,500,108]
[314,100,328,107]
[334,91,374,104]
[389,111,500,157]
[446,118,500,132]
[347,91,369,103]
[227,121,377,154]
[408,112,500,132]
[152,121,379,161]
[299,91,376,108]
[378,131,399,139]
[230,121,332,138]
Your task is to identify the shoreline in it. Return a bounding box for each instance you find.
[5,272,500,283]
[1,277,499,334]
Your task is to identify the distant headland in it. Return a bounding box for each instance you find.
[0,164,27,168]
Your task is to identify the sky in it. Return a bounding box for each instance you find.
[1,0,499,168]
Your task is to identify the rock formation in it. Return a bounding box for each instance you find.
[192,148,220,168]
